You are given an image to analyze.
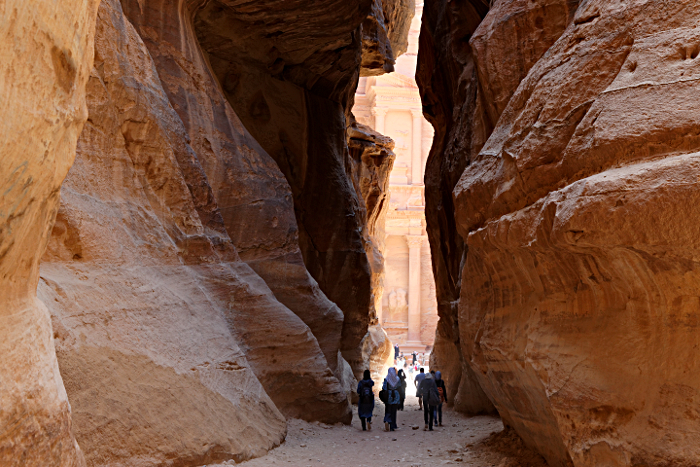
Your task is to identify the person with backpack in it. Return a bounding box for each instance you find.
[357,370,375,431]
[434,371,447,426]
[381,367,401,431]
[414,367,426,410]
[418,372,441,431]
[397,369,407,411]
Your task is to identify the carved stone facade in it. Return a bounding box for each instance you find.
[355,2,437,353]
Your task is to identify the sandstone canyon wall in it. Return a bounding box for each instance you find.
[417,0,492,414]
[2,0,413,465]
[0,1,99,466]
[192,0,412,374]
[420,0,700,466]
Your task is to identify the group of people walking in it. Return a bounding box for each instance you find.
[356,366,447,432]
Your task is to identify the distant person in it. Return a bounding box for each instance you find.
[412,351,417,365]
[394,344,400,363]
[382,367,401,431]
[357,370,375,431]
[418,372,441,431]
[397,369,407,411]
[414,368,426,410]
[434,371,447,426]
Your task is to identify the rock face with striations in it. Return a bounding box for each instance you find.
[193,0,413,375]
[421,0,700,466]
[0,1,99,466]
[417,0,494,415]
[2,0,413,463]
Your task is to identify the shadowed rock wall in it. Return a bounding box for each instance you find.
[192,0,412,375]
[118,0,351,398]
[420,0,700,466]
[417,0,493,414]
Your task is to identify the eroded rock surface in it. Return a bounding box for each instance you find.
[39,2,290,465]
[347,120,396,335]
[118,0,351,414]
[362,0,416,76]
[421,0,700,466]
[192,0,411,375]
[0,1,99,466]
[361,324,395,389]
[35,0,377,463]
[1,0,413,462]
[416,0,493,414]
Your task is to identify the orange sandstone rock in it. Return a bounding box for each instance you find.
[38,0,364,464]
[0,1,99,466]
[423,0,700,466]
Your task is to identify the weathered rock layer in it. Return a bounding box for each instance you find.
[2,0,413,465]
[0,1,99,465]
[420,0,700,466]
[192,0,412,375]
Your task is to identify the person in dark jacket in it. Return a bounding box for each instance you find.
[418,373,440,431]
[357,370,375,431]
[397,369,407,410]
[434,371,447,426]
[382,368,401,431]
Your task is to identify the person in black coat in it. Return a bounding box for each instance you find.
[397,369,407,410]
[357,370,375,431]
[418,373,440,431]
[434,371,448,426]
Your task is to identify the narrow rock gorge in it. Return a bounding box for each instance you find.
[5,0,700,466]
[420,0,700,466]
[2,0,411,466]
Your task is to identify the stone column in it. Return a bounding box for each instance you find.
[373,108,387,134]
[422,120,433,181]
[411,109,423,185]
[406,235,424,344]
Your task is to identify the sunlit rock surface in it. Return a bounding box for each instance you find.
[0,0,411,462]
[34,0,398,463]
[361,324,395,389]
[119,0,351,418]
[421,0,700,466]
[0,1,99,466]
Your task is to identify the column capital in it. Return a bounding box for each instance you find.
[405,235,425,248]
[410,108,423,119]
[372,107,388,117]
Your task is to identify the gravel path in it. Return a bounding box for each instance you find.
[205,393,547,467]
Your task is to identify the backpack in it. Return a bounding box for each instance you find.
[378,389,388,404]
[427,383,441,406]
[359,381,373,404]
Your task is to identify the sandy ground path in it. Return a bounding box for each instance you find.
[205,393,547,467]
